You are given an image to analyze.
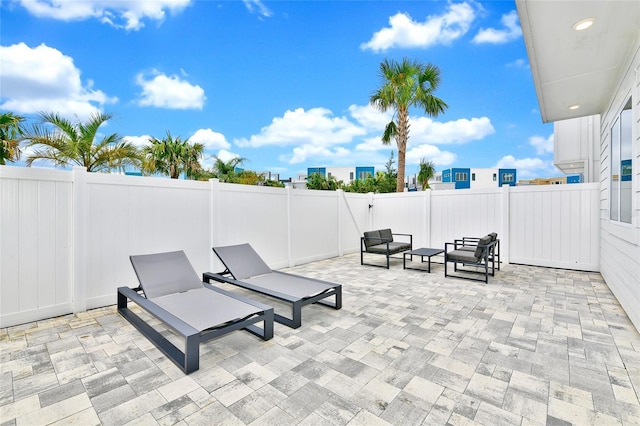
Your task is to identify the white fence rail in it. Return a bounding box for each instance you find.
[0,167,600,327]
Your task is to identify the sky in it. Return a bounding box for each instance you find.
[0,0,557,180]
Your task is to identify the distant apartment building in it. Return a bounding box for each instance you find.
[518,175,583,185]
[430,168,517,190]
[306,166,375,183]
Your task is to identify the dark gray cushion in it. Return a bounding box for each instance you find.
[447,250,481,263]
[366,242,411,255]
[363,230,381,248]
[379,229,393,243]
[474,235,494,258]
[488,232,498,241]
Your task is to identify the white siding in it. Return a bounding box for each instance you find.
[599,43,640,331]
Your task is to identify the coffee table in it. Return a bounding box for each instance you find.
[403,248,444,273]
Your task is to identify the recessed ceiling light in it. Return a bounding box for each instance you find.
[569,104,581,110]
[573,18,595,31]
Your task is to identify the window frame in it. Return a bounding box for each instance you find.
[609,97,633,224]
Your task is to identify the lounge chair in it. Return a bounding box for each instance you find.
[204,243,342,329]
[117,250,274,374]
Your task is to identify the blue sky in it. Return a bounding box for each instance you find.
[1,0,556,180]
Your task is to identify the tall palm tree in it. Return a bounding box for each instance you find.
[370,58,448,192]
[0,112,25,165]
[418,158,436,190]
[22,112,141,172]
[143,132,204,179]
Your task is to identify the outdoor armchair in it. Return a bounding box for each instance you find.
[444,234,498,283]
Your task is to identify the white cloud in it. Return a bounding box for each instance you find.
[495,155,559,179]
[235,107,366,148]
[201,149,242,169]
[406,144,457,167]
[360,3,475,52]
[287,145,352,165]
[348,104,393,132]
[136,71,205,110]
[409,116,495,145]
[0,43,116,120]
[242,0,272,18]
[189,128,230,150]
[123,135,152,147]
[506,58,528,69]
[529,134,553,155]
[473,10,522,44]
[18,0,191,30]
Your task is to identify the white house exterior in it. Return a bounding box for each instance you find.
[517,0,640,331]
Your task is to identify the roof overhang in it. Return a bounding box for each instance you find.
[516,0,640,123]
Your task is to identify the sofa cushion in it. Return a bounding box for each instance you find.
[446,249,480,263]
[379,228,394,243]
[366,242,411,255]
[474,235,494,259]
[363,230,381,248]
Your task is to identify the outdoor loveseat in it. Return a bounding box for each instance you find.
[360,228,413,269]
[444,233,499,283]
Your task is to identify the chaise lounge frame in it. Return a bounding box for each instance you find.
[118,250,274,374]
[205,244,342,329]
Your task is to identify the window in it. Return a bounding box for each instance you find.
[358,171,372,180]
[610,98,632,224]
[350,172,354,181]
[502,172,514,183]
[492,173,497,181]
[328,172,332,178]
[454,172,468,181]
[471,173,476,181]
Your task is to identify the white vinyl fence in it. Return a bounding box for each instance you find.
[0,167,600,327]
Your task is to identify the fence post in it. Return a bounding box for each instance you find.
[72,167,88,313]
[501,184,510,264]
[424,189,432,248]
[286,185,293,267]
[209,178,220,272]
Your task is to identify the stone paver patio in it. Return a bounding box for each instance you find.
[1,253,639,425]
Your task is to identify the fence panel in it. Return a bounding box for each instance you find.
[0,167,73,327]
[212,182,290,270]
[509,183,599,270]
[83,173,212,308]
[430,188,504,250]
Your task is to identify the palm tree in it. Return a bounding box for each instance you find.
[417,158,436,190]
[143,132,204,179]
[22,112,141,172]
[0,112,26,165]
[370,58,448,192]
[212,156,246,182]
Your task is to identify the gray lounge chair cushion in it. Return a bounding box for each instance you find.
[152,288,263,331]
[245,272,335,299]
[474,235,494,258]
[130,251,203,299]
[213,243,272,280]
